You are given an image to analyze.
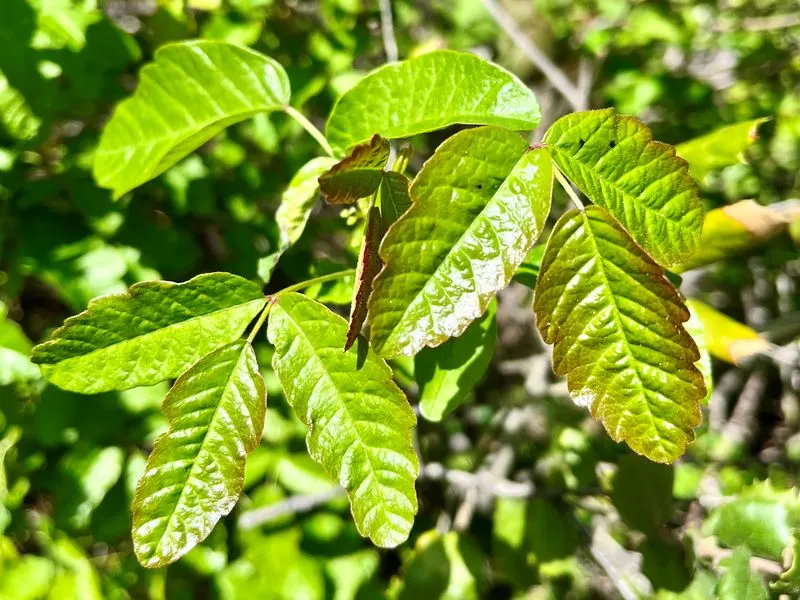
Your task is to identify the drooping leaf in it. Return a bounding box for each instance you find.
[370,127,553,358]
[676,118,769,181]
[94,40,290,198]
[416,299,496,421]
[132,340,266,567]
[326,50,541,154]
[319,135,390,204]
[344,172,412,350]
[276,156,339,249]
[717,547,769,600]
[267,293,418,547]
[675,200,800,272]
[543,108,702,268]
[685,299,770,365]
[32,273,266,393]
[533,206,704,462]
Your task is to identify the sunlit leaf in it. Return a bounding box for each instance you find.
[684,305,713,405]
[276,156,338,249]
[685,299,770,365]
[370,127,553,358]
[267,293,418,547]
[772,532,800,595]
[533,206,704,462]
[717,547,769,600]
[32,273,266,393]
[416,299,496,421]
[676,118,769,181]
[326,50,541,154]
[319,135,390,204]
[94,41,290,198]
[544,108,702,268]
[132,340,266,567]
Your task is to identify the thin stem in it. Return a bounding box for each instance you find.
[554,167,584,210]
[391,145,412,174]
[283,105,334,157]
[273,269,355,299]
[378,0,399,62]
[246,302,272,344]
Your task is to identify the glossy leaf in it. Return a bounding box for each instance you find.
[276,156,338,249]
[685,299,770,365]
[717,548,769,600]
[676,118,769,181]
[326,50,541,153]
[32,273,266,393]
[346,207,384,350]
[267,293,418,547]
[544,108,702,268]
[533,206,704,462]
[319,135,390,204]
[675,200,800,272]
[132,340,266,567]
[416,299,496,421]
[370,127,553,358]
[94,40,290,198]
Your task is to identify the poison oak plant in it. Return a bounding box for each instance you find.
[31,40,710,567]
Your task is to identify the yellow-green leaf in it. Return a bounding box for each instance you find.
[676,118,769,181]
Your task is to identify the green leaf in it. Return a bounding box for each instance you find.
[677,118,769,181]
[772,531,800,595]
[684,304,713,405]
[370,127,553,358]
[416,299,496,421]
[276,156,338,249]
[378,171,413,225]
[706,480,800,560]
[512,245,544,289]
[58,446,125,530]
[611,455,673,534]
[326,50,541,154]
[319,135,390,204]
[685,299,769,365]
[32,273,266,393]
[132,340,266,567]
[543,108,702,268]
[94,40,290,198]
[267,293,418,547]
[533,206,704,462]
[717,547,769,600]
[346,207,384,350]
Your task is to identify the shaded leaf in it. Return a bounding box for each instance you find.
[132,340,266,567]
[685,299,770,365]
[32,273,265,393]
[370,127,552,358]
[58,446,124,530]
[326,50,540,154]
[319,135,390,204]
[533,206,704,462]
[544,108,702,268]
[675,200,800,272]
[676,118,769,181]
[267,293,418,547]
[611,455,673,534]
[512,245,544,289]
[346,207,384,350]
[94,41,290,198]
[276,156,338,249]
[416,299,496,421]
[717,547,769,600]
[378,171,413,224]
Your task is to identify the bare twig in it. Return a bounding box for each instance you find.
[479,0,584,111]
[378,0,399,62]
[715,13,800,32]
[238,487,345,530]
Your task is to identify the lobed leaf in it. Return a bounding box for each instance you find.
[325,50,540,154]
[267,293,418,547]
[415,299,496,421]
[94,40,290,198]
[369,126,552,358]
[544,108,702,268]
[32,273,265,393]
[676,118,769,181]
[533,206,704,462]
[319,135,390,204]
[132,340,266,567]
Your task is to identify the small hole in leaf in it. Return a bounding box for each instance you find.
[609,140,616,148]
[476,184,483,189]
[578,139,585,149]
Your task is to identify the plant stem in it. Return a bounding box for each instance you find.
[554,167,584,210]
[273,269,355,299]
[246,302,272,344]
[283,105,335,157]
[391,145,412,174]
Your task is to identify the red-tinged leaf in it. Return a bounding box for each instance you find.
[319,134,390,204]
[345,207,384,350]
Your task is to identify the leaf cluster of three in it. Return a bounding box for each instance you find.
[30,41,707,568]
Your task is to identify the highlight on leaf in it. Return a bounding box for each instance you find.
[543,108,703,268]
[369,126,553,358]
[132,340,266,568]
[267,293,418,548]
[533,206,704,463]
[31,273,266,393]
[319,134,390,204]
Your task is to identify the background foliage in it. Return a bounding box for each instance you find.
[1,0,799,598]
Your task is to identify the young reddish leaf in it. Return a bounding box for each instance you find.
[319,134,390,204]
[345,207,384,350]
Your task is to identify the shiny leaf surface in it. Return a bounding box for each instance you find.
[94,41,290,198]
[370,127,552,358]
[132,340,266,567]
[533,206,704,462]
[326,51,540,154]
[267,293,418,547]
[32,273,266,393]
[544,108,702,268]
